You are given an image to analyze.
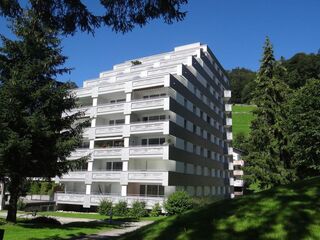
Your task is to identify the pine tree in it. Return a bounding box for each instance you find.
[0,12,88,222]
[244,37,293,191]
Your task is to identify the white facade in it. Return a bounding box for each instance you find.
[232,148,245,197]
[55,43,233,209]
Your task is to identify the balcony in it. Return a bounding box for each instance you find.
[234,179,244,187]
[234,160,244,166]
[224,118,232,127]
[55,193,165,209]
[223,90,231,101]
[93,121,169,138]
[63,106,92,118]
[92,145,169,160]
[95,125,124,138]
[128,171,168,184]
[234,170,244,176]
[130,97,169,112]
[226,132,233,141]
[59,172,87,182]
[68,149,92,160]
[97,103,124,115]
[225,104,232,112]
[130,121,169,135]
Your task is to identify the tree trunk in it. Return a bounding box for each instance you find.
[6,176,21,223]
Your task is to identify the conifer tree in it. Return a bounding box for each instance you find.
[244,37,292,191]
[0,12,87,222]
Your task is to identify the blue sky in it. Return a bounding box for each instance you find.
[1,0,319,86]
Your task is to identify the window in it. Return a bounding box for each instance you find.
[110,98,125,103]
[141,138,165,146]
[142,115,166,122]
[109,119,125,125]
[142,93,166,99]
[106,161,123,171]
[139,185,164,196]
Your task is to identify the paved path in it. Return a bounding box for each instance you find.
[70,220,153,239]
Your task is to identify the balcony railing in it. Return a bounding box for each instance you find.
[225,118,232,127]
[234,179,244,187]
[55,193,165,209]
[225,104,232,112]
[233,160,244,166]
[234,170,244,176]
[223,90,231,101]
[93,121,169,138]
[226,132,233,141]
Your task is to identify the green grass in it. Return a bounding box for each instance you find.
[0,219,114,240]
[38,211,165,222]
[232,104,256,136]
[120,177,320,240]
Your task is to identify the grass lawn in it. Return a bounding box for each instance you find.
[0,210,165,240]
[119,177,320,240]
[0,219,114,240]
[232,104,256,136]
[38,211,165,222]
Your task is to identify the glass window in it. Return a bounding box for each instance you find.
[140,185,146,195]
[141,139,147,145]
[115,119,125,124]
[113,162,123,171]
[147,185,158,196]
[106,162,112,171]
[160,138,165,144]
[149,138,160,145]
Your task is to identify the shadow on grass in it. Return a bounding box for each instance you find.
[119,177,320,240]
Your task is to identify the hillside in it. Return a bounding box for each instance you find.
[120,177,320,240]
[232,104,256,136]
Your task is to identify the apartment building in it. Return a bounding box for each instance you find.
[55,43,233,210]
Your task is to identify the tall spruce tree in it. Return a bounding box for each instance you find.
[0,12,87,222]
[244,37,293,191]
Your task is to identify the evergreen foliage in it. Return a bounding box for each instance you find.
[244,37,293,191]
[0,12,88,222]
[149,203,162,217]
[285,79,320,179]
[0,0,188,35]
[129,201,148,219]
[98,199,113,216]
[164,191,193,215]
[113,201,128,217]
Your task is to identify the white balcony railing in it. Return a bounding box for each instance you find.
[233,160,244,166]
[55,193,165,209]
[130,97,169,112]
[93,121,169,138]
[97,103,124,115]
[91,145,169,160]
[128,171,168,183]
[59,172,87,181]
[92,171,121,181]
[63,107,92,118]
[226,132,233,141]
[234,179,244,187]
[225,104,232,112]
[130,121,169,135]
[234,170,244,176]
[68,149,92,160]
[225,118,232,127]
[95,125,124,137]
[224,90,231,100]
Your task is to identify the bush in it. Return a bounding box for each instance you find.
[27,217,61,225]
[129,201,147,218]
[29,182,40,195]
[164,191,193,215]
[149,203,162,217]
[40,182,51,195]
[113,201,128,216]
[98,199,113,216]
[17,198,26,211]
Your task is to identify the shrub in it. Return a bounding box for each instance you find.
[17,198,26,211]
[40,182,51,195]
[149,203,162,217]
[98,199,113,216]
[29,182,40,194]
[129,201,147,218]
[164,191,193,215]
[27,216,61,225]
[113,201,128,216]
